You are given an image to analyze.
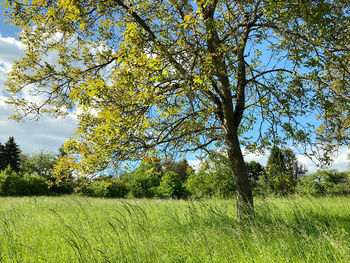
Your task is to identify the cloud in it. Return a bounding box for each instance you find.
[295,148,349,173]
[326,148,350,172]
[243,148,349,173]
[187,159,201,171]
[243,150,269,166]
[0,35,25,72]
[0,93,77,153]
[0,35,77,154]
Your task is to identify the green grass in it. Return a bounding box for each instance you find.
[0,196,349,262]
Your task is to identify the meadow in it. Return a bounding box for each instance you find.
[0,196,349,262]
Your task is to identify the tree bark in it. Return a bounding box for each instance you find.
[221,89,253,221]
[221,42,253,221]
[225,128,254,221]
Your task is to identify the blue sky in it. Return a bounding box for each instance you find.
[0,5,348,172]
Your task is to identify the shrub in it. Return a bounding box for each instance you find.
[86,178,128,198]
[22,173,50,195]
[0,167,24,195]
[0,167,49,196]
[120,164,160,198]
[298,170,350,196]
[156,171,187,199]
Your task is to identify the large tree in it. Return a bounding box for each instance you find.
[4,0,350,220]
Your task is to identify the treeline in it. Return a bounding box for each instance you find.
[0,137,349,198]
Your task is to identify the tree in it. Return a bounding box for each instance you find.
[162,159,193,183]
[246,161,265,191]
[265,146,305,196]
[157,171,188,199]
[185,151,235,198]
[20,152,58,178]
[0,142,5,171]
[298,169,350,196]
[3,137,21,173]
[120,162,161,198]
[4,0,350,220]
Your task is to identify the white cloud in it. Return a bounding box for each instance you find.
[243,149,269,166]
[0,35,25,72]
[0,93,77,153]
[244,148,349,173]
[324,148,349,172]
[187,159,201,171]
[0,35,77,154]
[295,148,349,173]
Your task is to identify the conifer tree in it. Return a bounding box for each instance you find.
[0,142,5,171]
[4,137,21,173]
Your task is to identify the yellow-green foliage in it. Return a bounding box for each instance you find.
[4,0,350,175]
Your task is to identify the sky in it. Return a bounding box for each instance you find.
[0,5,348,173]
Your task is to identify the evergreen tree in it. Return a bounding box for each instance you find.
[0,142,5,171]
[4,137,21,173]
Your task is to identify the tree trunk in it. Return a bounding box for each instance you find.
[200,0,253,221]
[224,128,254,221]
[221,47,253,221]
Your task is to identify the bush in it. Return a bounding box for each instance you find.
[0,167,49,196]
[298,170,350,196]
[22,173,50,195]
[0,167,25,195]
[120,164,161,198]
[86,178,128,198]
[156,172,187,199]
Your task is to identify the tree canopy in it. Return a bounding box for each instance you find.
[4,0,350,219]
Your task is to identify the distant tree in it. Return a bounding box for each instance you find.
[162,159,194,183]
[120,162,161,198]
[185,151,235,199]
[85,175,128,198]
[284,149,307,179]
[20,152,57,178]
[157,171,188,199]
[0,166,49,196]
[3,137,21,172]
[265,146,305,196]
[246,161,265,190]
[0,142,5,171]
[0,166,23,195]
[298,170,350,196]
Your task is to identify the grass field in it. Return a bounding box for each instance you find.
[0,196,349,262]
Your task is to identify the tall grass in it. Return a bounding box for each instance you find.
[0,196,349,262]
